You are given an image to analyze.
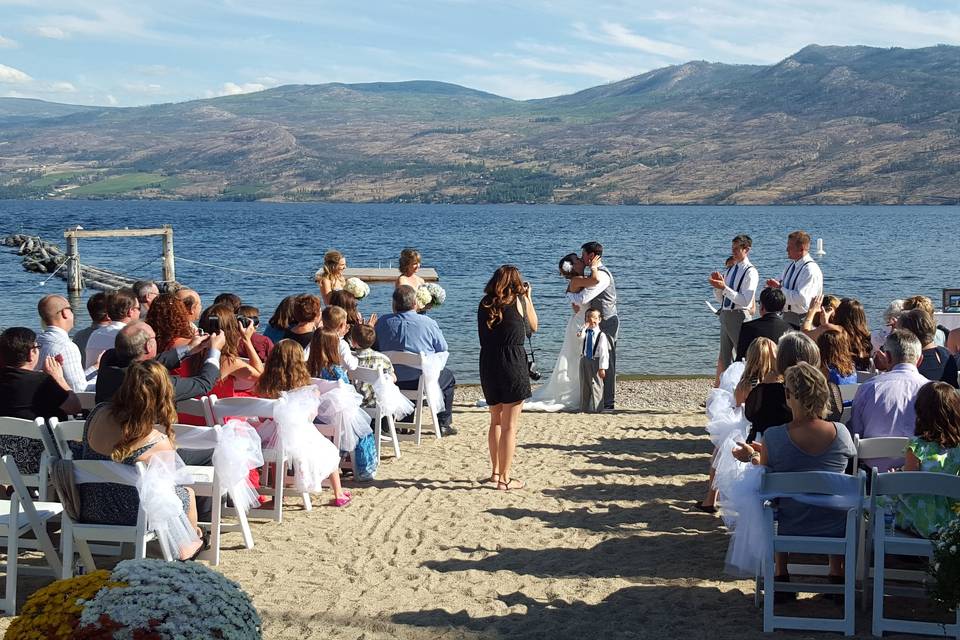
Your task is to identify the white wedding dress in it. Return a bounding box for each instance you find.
[524,305,585,412]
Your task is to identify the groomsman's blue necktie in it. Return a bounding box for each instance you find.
[723,264,739,310]
[586,329,595,359]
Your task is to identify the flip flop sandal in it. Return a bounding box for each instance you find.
[497,478,525,491]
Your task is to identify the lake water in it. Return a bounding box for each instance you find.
[0,201,957,382]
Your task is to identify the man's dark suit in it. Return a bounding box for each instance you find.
[94,347,219,404]
[736,313,799,360]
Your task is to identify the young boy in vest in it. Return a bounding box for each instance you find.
[579,308,610,413]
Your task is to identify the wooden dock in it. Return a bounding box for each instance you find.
[343,267,438,283]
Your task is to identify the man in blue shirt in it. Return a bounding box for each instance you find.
[375,285,457,435]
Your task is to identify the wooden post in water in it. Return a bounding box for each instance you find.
[161,225,175,284]
[65,234,82,294]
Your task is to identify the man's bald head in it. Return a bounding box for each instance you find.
[176,288,202,322]
[115,320,157,362]
[37,294,74,330]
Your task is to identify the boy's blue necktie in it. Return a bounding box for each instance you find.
[586,328,594,359]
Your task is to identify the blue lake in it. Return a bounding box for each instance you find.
[0,201,956,382]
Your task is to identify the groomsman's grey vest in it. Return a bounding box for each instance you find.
[589,265,618,318]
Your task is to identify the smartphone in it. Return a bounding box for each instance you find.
[205,315,221,334]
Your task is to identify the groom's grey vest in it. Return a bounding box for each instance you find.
[589,265,618,319]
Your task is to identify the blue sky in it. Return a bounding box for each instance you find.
[2,0,960,106]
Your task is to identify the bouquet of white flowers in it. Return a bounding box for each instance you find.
[929,512,960,611]
[6,558,262,639]
[416,285,433,309]
[425,282,446,306]
[343,276,370,299]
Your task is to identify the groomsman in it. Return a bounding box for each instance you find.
[710,234,758,375]
[568,241,618,411]
[766,230,823,326]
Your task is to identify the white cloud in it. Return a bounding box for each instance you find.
[122,82,165,94]
[510,55,638,82]
[106,94,118,105]
[573,21,693,60]
[50,81,76,92]
[0,63,32,83]
[0,35,18,48]
[30,25,67,39]
[206,81,268,98]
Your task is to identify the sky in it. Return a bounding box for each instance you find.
[2,0,960,106]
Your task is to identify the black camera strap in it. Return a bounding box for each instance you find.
[518,296,536,365]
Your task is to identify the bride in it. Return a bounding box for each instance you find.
[525,253,600,411]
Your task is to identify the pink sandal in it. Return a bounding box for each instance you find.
[331,494,352,507]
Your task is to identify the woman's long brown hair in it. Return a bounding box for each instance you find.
[306,329,343,377]
[817,328,855,377]
[915,381,960,448]
[145,293,194,352]
[256,339,312,399]
[834,298,872,361]
[110,360,177,462]
[481,265,525,330]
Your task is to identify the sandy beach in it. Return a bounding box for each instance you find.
[0,379,939,638]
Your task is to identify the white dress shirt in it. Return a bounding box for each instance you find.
[339,338,358,371]
[581,327,610,370]
[714,257,758,311]
[566,262,611,306]
[85,321,126,368]
[779,254,823,314]
[36,325,95,392]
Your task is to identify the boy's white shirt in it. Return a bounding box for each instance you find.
[580,325,610,370]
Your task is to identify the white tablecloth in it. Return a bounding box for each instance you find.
[934,313,960,331]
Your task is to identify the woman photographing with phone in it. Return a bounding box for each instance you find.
[478,265,538,491]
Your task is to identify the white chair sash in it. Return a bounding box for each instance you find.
[314,382,372,452]
[420,351,449,415]
[720,465,862,576]
[371,370,415,421]
[175,421,264,514]
[272,386,340,492]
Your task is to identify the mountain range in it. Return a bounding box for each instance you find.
[2,44,959,204]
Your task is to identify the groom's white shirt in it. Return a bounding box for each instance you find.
[566,261,611,306]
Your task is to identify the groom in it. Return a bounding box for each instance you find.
[568,241,618,411]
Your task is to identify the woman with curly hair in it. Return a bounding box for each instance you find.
[478,265,539,490]
[145,293,195,375]
[315,250,347,306]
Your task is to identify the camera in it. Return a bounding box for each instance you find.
[526,352,542,381]
[237,315,253,328]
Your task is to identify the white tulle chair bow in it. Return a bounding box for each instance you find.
[272,386,341,493]
[311,378,373,453]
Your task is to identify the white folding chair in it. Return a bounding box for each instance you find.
[870,470,960,638]
[0,417,53,501]
[348,367,401,459]
[852,435,908,476]
[60,459,169,578]
[0,455,63,614]
[207,395,311,523]
[757,470,865,636]
[48,417,87,461]
[176,397,215,426]
[382,351,441,444]
[173,424,255,565]
[838,384,859,424]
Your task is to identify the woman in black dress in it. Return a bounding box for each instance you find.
[479,265,538,490]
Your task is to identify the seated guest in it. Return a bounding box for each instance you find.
[0,327,82,473]
[801,294,842,340]
[132,280,160,316]
[744,331,820,442]
[95,321,223,404]
[36,294,95,392]
[213,292,242,312]
[174,288,202,333]
[321,305,358,371]
[871,299,904,354]
[72,292,110,367]
[192,304,263,400]
[833,298,873,371]
[898,381,960,537]
[238,305,273,361]
[375,285,457,435]
[283,294,322,349]
[903,295,949,347]
[736,287,796,361]
[849,329,927,471]
[899,308,959,388]
[396,248,427,290]
[86,289,141,367]
[328,290,376,328]
[79,360,204,559]
[350,324,396,407]
[264,295,297,344]
[734,362,855,587]
[145,293,195,356]
[817,328,858,384]
[255,339,352,506]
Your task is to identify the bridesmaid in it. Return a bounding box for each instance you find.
[478,265,538,491]
[315,250,347,305]
[396,248,426,289]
